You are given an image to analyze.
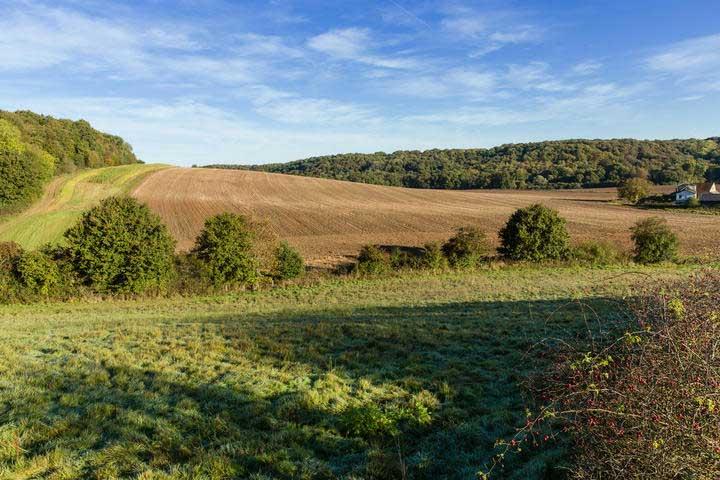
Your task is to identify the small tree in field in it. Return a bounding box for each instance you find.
[273,241,304,280]
[355,245,390,275]
[65,196,176,294]
[618,178,651,204]
[442,226,490,268]
[193,213,258,287]
[498,204,570,261]
[630,217,678,264]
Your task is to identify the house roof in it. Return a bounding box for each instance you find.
[676,184,697,193]
[697,182,717,195]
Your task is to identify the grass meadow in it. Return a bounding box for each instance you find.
[0,265,704,479]
[0,164,168,250]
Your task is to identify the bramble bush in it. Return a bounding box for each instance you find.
[494,272,720,479]
[273,241,305,280]
[64,196,176,294]
[193,213,259,288]
[498,204,570,261]
[630,217,678,264]
[442,226,490,268]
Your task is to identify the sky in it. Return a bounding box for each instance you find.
[1,0,719,166]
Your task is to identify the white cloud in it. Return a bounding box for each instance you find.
[307,28,419,69]
[245,85,377,125]
[404,82,641,127]
[439,7,543,56]
[571,61,603,76]
[441,16,487,38]
[506,62,575,92]
[647,33,720,73]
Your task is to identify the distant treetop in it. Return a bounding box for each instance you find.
[205,137,719,190]
[0,110,139,174]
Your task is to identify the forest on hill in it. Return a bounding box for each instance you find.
[0,110,139,213]
[207,138,720,190]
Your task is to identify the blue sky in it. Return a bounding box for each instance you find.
[1,0,718,166]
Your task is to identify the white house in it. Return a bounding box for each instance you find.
[675,182,720,204]
[675,184,697,204]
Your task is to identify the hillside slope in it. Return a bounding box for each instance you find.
[0,164,168,249]
[208,138,720,190]
[132,167,717,266]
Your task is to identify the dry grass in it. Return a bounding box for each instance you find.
[133,168,716,267]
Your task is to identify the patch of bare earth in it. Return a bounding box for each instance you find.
[132,168,715,267]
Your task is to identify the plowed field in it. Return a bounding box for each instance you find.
[132,168,716,266]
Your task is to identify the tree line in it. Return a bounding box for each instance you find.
[0,110,139,213]
[206,138,720,190]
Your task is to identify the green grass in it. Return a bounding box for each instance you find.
[0,265,704,479]
[0,164,170,250]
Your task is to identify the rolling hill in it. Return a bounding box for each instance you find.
[2,165,717,267]
[0,164,168,249]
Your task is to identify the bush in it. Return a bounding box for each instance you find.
[442,226,490,268]
[571,240,626,266]
[532,273,720,479]
[618,177,652,204]
[64,196,176,294]
[419,242,448,271]
[0,241,22,273]
[15,250,61,296]
[193,213,258,287]
[630,217,678,264]
[498,204,570,261]
[274,242,304,280]
[686,196,701,208]
[355,245,390,276]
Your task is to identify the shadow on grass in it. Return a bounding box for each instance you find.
[2,297,631,479]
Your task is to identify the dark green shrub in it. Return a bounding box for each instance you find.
[193,213,258,287]
[571,240,626,266]
[274,241,304,280]
[498,204,570,261]
[442,226,490,268]
[171,252,214,294]
[15,250,61,296]
[355,245,390,275]
[64,196,176,294]
[419,242,448,270]
[630,217,678,264]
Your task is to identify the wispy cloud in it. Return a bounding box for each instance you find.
[439,5,544,57]
[307,28,419,69]
[245,85,377,125]
[647,33,720,73]
[572,61,603,76]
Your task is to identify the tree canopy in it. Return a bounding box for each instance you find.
[208,138,719,190]
[0,110,139,213]
[0,110,139,173]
